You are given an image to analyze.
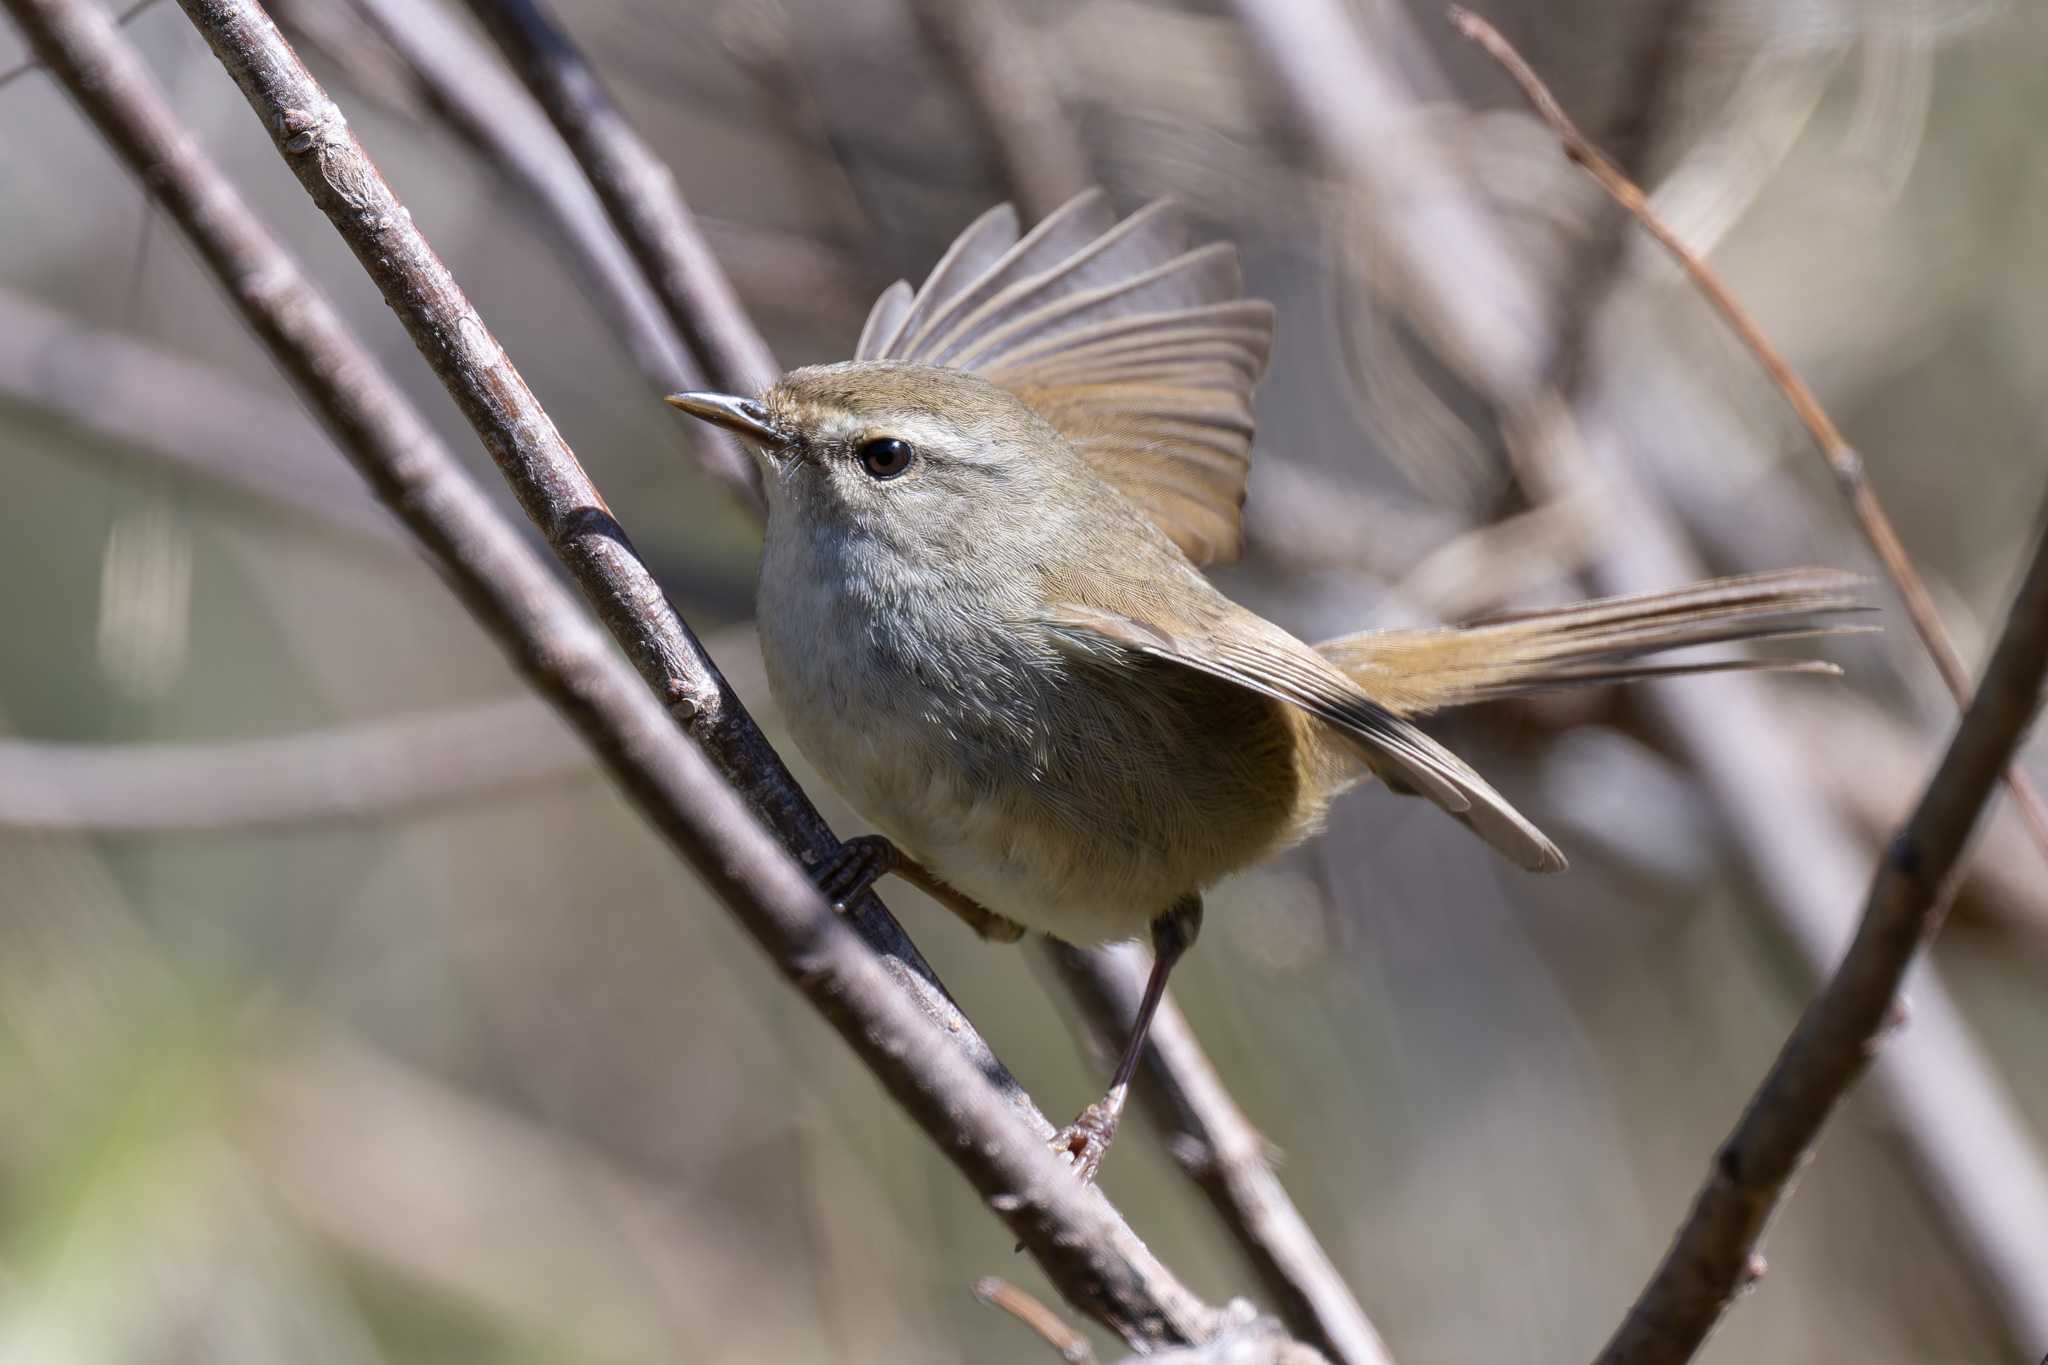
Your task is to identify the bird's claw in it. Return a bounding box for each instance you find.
[815,834,899,910]
[1050,1095,1123,1185]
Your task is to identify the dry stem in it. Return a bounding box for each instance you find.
[1447,4,2048,865]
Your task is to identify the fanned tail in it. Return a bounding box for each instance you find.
[1317,569,1871,717]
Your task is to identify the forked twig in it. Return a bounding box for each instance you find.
[1447,4,2048,866]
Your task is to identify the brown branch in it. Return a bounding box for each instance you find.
[1593,502,2048,1362]
[1,0,1272,1348]
[457,0,779,411]
[146,0,1020,1135]
[1447,4,2048,868]
[976,1278,1100,1364]
[1044,944,1398,1365]
[319,0,755,501]
[1237,3,2048,1354]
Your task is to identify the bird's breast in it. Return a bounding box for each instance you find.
[755,527,1334,941]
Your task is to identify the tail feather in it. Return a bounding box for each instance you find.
[1317,569,1870,716]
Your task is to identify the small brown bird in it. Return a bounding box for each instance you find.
[668,191,1860,1177]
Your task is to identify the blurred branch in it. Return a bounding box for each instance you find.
[332,0,689,390]
[1594,500,2048,1363]
[1044,943,1398,1365]
[148,0,1016,1138]
[459,0,779,421]
[1539,0,1697,392]
[1788,693,2048,941]
[4,0,1302,1350]
[904,0,1092,222]
[0,698,583,830]
[1238,2,2048,1355]
[251,1030,750,1354]
[0,0,144,85]
[976,1278,1099,1364]
[0,287,399,546]
[324,0,753,496]
[1448,4,2048,869]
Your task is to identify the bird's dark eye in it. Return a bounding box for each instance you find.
[857,437,915,480]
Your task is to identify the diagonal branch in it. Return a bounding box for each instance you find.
[0,286,400,546]
[1448,4,2048,869]
[457,0,778,406]
[0,0,1284,1349]
[1234,0,2048,1354]
[147,0,1019,1137]
[1592,502,2048,1362]
[1045,944,1398,1365]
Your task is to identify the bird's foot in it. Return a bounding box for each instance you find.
[814,834,900,910]
[1050,1085,1126,1184]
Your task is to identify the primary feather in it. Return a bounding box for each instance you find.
[859,190,1273,567]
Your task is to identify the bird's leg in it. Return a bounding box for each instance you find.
[1052,894,1203,1183]
[814,834,1026,943]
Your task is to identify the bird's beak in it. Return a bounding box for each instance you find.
[664,391,788,450]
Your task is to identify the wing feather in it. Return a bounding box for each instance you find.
[855,191,1275,566]
[1039,602,1567,872]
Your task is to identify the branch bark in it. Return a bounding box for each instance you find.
[1,0,1277,1348]
[1234,0,2048,1354]
[1593,504,2048,1362]
[1045,944,1398,1365]
[1448,4,2048,869]
[139,0,1022,1136]
[457,0,778,406]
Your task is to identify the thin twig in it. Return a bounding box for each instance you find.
[1594,501,2048,1363]
[1238,3,2048,1353]
[334,0,682,384]
[148,0,1026,1141]
[1045,944,1398,1365]
[975,1278,1100,1364]
[325,0,760,503]
[459,0,779,411]
[3,0,1274,1348]
[1447,3,2048,867]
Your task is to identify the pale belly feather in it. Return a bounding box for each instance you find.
[758,543,1335,943]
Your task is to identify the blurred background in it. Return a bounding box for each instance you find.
[1,0,2045,1360]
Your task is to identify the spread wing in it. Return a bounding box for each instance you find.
[1038,601,1567,873]
[856,191,1275,567]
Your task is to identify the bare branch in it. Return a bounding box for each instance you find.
[976,1278,1100,1365]
[1045,944,1399,1365]
[1236,3,2048,1353]
[1448,4,2048,868]
[0,699,582,830]
[141,0,1024,1142]
[0,287,399,545]
[323,0,754,501]
[1594,503,2048,1362]
[2,0,1273,1347]
[329,0,677,381]
[458,0,779,405]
